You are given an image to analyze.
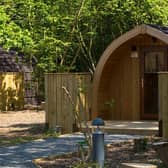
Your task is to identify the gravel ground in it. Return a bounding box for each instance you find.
[35,140,164,168]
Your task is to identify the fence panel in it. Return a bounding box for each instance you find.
[0,72,24,111]
[45,73,92,133]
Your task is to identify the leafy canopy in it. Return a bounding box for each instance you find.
[0,0,168,75]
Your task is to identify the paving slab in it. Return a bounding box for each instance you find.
[0,133,144,168]
[83,121,158,135]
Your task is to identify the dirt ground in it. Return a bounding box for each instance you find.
[0,109,45,146]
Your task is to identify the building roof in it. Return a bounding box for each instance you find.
[148,24,168,34]
[0,48,31,72]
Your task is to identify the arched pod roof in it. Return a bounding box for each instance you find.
[92,24,168,117]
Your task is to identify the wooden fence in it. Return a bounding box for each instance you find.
[45,73,92,133]
[158,72,168,138]
[0,72,24,111]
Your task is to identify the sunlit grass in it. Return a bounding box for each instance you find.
[0,128,59,147]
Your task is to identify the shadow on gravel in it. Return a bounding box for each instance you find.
[10,123,45,134]
[0,123,46,147]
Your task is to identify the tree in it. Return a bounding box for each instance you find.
[0,4,33,55]
[0,0,168,75]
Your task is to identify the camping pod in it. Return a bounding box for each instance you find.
[92,24,168,122]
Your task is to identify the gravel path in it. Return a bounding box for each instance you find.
[0,133,144,168]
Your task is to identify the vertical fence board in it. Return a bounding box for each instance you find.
[158,73,168,138]
[51,74,56,128]
[85,75,92,120]
[45,73,91,133]
[72,74,77,129]
[67,75,74,132]
[45,74,49,126]
[61,74,69,133]
[53,74,57,128]
[50,74,55,128]
[56,74,62,126]
[47,74,52,128]
[76,75,81,121]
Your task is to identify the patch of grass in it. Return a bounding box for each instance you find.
[0,134,58,147]
[0,136,36,146]
[158,164,167,168]
[11,136,35,144]
[0,128,59,147]
[43,128,59,138]
[73,162,98,168]
[150,160,167,168]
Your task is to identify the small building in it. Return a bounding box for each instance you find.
[0,48,36,110]
[92,24,168,121]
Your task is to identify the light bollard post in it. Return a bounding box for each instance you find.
[92,118,105,168]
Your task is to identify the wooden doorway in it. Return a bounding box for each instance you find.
[141,47,168,120]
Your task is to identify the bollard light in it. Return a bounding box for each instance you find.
[92,117,105,168]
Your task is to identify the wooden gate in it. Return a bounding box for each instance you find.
[45,73,92,133]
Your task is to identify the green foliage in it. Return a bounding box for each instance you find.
[77,140,89,161]
[0,5,33,53]
[0,0,168,77]
[104,99,115,109]
[73,161,98,168]
[0,136,35,146]
[44,128,60,137]
[134,137,148,152]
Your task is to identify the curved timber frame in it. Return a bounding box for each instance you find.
[92,24,168,119]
